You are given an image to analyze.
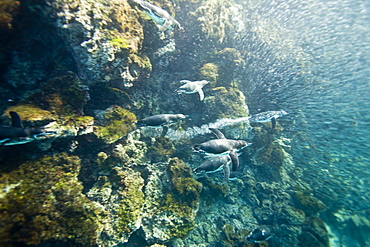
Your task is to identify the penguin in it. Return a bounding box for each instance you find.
[136,114,187,136]
[175,80,209,101]
[246,225,272,243]
[193,128,250,171]
[137,114,187,127]
[0,111,43,145]
[132,0,182,31]
[193,155,231,181]
[248,110,287,129]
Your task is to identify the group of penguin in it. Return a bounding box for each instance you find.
[136,78,252,183]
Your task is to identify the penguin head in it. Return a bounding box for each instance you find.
[246,226,272,243]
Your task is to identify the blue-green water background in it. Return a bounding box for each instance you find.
[231,0,369,244]
[238,0,370,205]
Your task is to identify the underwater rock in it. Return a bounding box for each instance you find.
[199,62,219,88]
[190,0,245,45]
[0,153,104,246]
[2,71,89,120]
[87,166,145,246]
[25,0,150,86]
[214,48,245,87]
[203,87,248,123]
[37,71,90,116]
[1,71,95,148]
[145,136,176,163]
[94,105,137,144]
[299,216,329,247]
[0,0,20,29]
[2,104,55,125]
[293,189,326,216]
[140,158,202,242]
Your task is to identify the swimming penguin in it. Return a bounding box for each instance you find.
[246,225,272,243]
[137,114,187,127]
[137,114,187,136]
[193,155,231,181]
[132,0,182,31]
[193,128,250,171]
[175,80,209,101]
[0,111,43,145]
[248,110,287,129]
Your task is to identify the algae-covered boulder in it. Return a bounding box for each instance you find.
[163,158,202,237]
[28,0,150,86]
[145,136,176,163]
[293,189,326,216]
[94,105,137,144]
[38,71,90,115]
[199,62,219,88]
[298,216,329,247]
[214,48,245,87]
[0,153,104,246]
[203,86,248,122]
[2,104,55,126]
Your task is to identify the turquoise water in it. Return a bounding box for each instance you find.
[234,0,370,245]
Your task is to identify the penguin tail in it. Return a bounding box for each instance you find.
[136,121,145,127]
[193,145,201,151]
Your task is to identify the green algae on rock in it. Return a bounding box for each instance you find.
[161,158,202,237]
[299,216,329,247]
[94,105,137,144]
[0,153,104,246]
[199,62,219,88]
[3,104,55,126]
[110,166,145,233]
[293,188,326,216]
[12,71,89,118]
[146,136,176,163]
[35,0,148,86]
[0,0,20,29]
[203,86,248,122]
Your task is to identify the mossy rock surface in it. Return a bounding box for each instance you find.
[0,153,104,246]
[199,62,219,88]
[293,189,326,216]
[94,105,137,144]
[110,167,145,233]
[161,158,202,237]
[298,216,329,247]
[3,104,55,126]
[203,87,248,122]
[146,136,176,163]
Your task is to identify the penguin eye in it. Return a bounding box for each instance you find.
[262,230,266,236]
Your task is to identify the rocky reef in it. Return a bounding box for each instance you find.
[0,0,336,246]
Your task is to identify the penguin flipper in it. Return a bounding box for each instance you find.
[161,125,169,137]
[209,128,226,139]
[229,151,239,171]
[10,111,23,128]
[222,163,230,181]
[198,89,205,101]
[271,117,276,129]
